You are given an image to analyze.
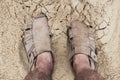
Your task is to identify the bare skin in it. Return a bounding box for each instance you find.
[24,52,104,80]
[24,52,53,80]
[73,54,104,80]
[73,54,91,75]
[36,52,53,75]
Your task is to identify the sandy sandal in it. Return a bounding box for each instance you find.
[22,15,53,71]
[67,20,97,70]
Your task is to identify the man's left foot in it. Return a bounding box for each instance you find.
[22,15,53,80]
[67,20,100,79]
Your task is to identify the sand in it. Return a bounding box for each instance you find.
[0,0,120,80]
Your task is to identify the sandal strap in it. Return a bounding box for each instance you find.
[88,28,97,69]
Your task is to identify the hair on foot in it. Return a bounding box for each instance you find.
[75,69,104,80]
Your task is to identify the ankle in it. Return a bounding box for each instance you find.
[73,54,91,74]
[35,52,53,75]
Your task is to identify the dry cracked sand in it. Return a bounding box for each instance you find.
[0,0,120,80]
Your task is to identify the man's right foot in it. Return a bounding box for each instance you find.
[67,20,103,80]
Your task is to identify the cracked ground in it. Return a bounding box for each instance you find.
[0,0,120,80]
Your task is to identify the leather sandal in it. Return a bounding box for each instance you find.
[67,20,97,70]
[22,15,53,71]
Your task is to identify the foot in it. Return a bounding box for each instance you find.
[67,20,103,80]
[23,15,53,80]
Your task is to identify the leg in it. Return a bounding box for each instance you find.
[73,54,103,80]
[24,52,53,80]
[73,54,90,74]
[36,52,53,75]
